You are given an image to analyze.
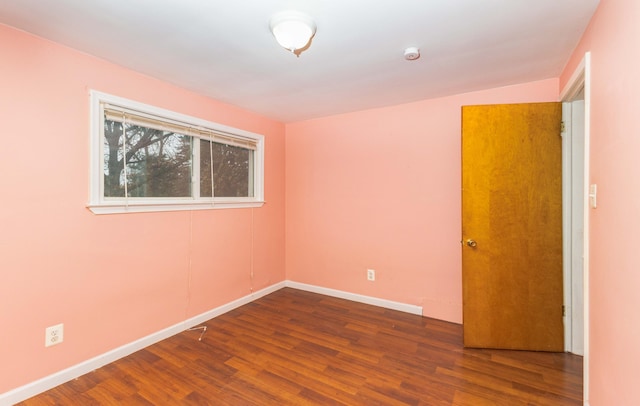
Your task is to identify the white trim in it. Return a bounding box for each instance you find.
[285,281,424,316]
[87,200,265,215]
[0,282,285,405]
[561,100,586,356]
[582,51,591,406]
[560,57,586,101]
[560,51,591,405]
[88,90,265,215]
[561,101,573,352]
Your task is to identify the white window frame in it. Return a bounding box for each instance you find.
[88,90,264,214]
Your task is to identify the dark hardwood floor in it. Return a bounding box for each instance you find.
[19,288,582,405]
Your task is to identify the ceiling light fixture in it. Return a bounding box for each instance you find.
[270,11,316,57]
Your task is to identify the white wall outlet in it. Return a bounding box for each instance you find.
[367,269,376,281]
[45,323,64,347]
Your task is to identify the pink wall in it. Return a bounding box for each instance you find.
[0,24,285,393]
[285,79,559,323]
[561,0,640,404]
[8,3,628,397]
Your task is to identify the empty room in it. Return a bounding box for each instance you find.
[1,1,639,405]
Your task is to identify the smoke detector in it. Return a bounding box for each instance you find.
[404,47,420,61]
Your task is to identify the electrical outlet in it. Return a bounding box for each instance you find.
[367,269,376,281]
[45,323,64,347]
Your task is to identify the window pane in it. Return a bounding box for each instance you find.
[200,139,212,197]
[199,140,253,197]
[104,119,192,198]
[103,119,125,197]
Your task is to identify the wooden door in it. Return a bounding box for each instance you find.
[461,102,563,351]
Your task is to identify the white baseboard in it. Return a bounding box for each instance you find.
[285,281,423,316]
[0,282,285,406]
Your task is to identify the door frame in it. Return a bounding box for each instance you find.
[562,99,585,356]
[560,52,591,404]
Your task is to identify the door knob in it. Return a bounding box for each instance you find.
[466,239,477,248]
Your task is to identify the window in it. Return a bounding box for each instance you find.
[89,91,264,214]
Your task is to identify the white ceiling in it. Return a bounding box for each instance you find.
[0,0,599,123]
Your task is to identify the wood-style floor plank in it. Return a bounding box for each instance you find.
[17,288,582,405]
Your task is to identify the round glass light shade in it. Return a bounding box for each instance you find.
[270,12,316,54]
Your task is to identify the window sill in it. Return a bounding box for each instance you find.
[87,200,265,215]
